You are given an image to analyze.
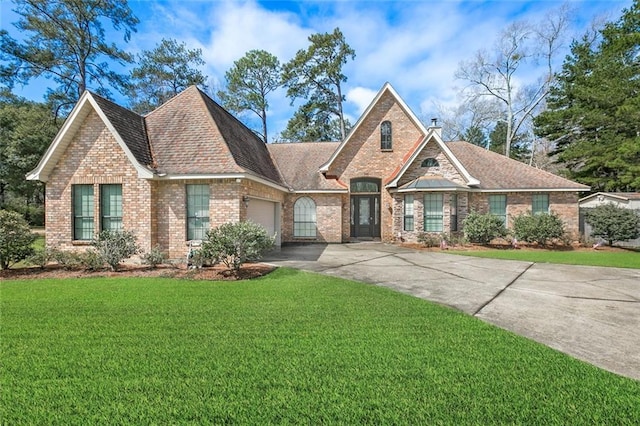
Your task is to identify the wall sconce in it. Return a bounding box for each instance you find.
[242,195,250,208]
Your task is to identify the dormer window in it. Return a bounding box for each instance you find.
[381,121,392,150]
[421,158,439,167]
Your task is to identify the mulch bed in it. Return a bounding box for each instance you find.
[0,263,277,281]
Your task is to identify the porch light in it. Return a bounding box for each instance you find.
[242,196,250,208]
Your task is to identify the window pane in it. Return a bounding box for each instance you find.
[381,121,392,150]
[101,184,122,231]
[73,185,94,240]
[294,197,316,237]
[351,179,380,193]
[187,184,210,240]
[532,194,549,215]
[423,193,443,232]
[450,194,458,232]
[489,195,507,225]
[404,194,414,231]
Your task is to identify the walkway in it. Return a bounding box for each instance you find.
[264,243,640,381]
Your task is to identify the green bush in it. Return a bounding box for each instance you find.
[462,211,507,245]
[201,221,275,273]
[78,250,105,271]
[27,246,55,269]
[142,245,167,269]
[0,210,37,269]
[513,212,565,245]
[92,229,140,271]
[417,233,442,247]
[585,203,640,246]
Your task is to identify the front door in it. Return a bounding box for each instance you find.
[351,195,380,238]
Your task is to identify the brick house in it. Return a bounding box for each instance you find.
[27,83,588,258]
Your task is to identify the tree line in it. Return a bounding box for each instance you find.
[1,0,639,225]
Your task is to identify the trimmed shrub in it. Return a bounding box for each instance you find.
[0,210,37,269]
[142,245,167,269]
[92,229,140,271]
[462,211,507,244]
[513,212,565,245]
[201,221,275,273]
[585,203,640,246]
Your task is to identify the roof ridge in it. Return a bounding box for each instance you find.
[144,85,201,118]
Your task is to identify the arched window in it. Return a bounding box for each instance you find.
[294,197,316,237]
[381,121,392,150]
[421,157,439,167]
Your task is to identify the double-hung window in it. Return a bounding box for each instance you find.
[404,194,414,231]
[532,194,549,215]
[423,193,443,232]
[73,184,94,240]
[186,184,210,240]
[101,184,122,231]
[489,195,507,225]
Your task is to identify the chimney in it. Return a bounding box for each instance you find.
[429,117,442,137]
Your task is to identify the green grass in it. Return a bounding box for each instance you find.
[448,247,640,268]
[2,269,639,424]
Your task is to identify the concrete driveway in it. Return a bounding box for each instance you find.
[264,243,640,381]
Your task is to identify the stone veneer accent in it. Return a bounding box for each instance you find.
[468,191,580,237]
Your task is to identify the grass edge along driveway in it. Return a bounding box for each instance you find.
[448,248,640,269]
[2,268,639,424]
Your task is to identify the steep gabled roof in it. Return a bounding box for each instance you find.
[27,91,154,182]
[268,142,346,192]
[320,82,428,173]
[385,130,480,188]
[447,142,590,191]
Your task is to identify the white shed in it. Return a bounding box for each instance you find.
[579,192,640,247]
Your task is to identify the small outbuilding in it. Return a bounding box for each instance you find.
[579,192,640,247]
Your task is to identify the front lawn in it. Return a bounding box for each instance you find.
[2,268,639,423]
[448,247,640,269]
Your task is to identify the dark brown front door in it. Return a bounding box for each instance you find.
[351,195,380,238]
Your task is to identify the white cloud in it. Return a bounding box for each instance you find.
[346,86,377,115]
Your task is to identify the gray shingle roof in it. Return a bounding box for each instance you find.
[267,142,345,191]
[398,176,467,190]
[447,141,590,191]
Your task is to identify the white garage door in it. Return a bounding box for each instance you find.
[246,198,280,245]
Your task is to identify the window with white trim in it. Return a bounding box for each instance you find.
[294,197,317,237]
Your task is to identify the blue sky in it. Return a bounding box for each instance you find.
[1,0,632,140]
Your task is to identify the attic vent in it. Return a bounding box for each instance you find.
[421,158,439,167]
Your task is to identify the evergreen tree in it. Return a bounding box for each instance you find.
[282,28,355,141]
[0,0,138,115]
[128,38,207,114]
[534,1,640,191]
[218,50,281,143]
